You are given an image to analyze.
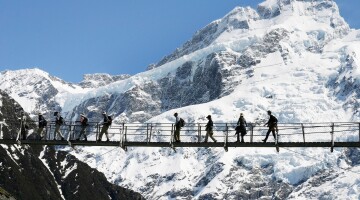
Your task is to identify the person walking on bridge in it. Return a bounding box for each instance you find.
[38,113,47,140]
[54,112,65,141]
[204,115,217,143]
[97,111,110,142]
[235,113,247,143]
[262,110,278,143]
[19,111,28,140]
[77,113,88,141]
[173,113,181,142]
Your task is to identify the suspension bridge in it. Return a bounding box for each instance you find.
[1,121,360,152]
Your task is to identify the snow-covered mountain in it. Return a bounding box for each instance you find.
[1,0,360,199]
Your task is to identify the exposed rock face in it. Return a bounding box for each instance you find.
[0,145,63,199]
[0,91,144,200]
[79,73,131,88]
[42,147,144,200]
[71,51,247,122]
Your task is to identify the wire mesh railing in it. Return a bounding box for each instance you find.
[2,121,360,149]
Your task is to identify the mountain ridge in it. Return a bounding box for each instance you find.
[1,0,360,199]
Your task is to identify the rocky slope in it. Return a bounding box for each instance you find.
[0,91,144,200]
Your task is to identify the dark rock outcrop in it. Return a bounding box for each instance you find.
[0,90,144,200]
[42,147,144,200]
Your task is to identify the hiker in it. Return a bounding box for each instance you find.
[235,113,247,143]
[76,113,88,141]
[54,112,65,140]
[204,115,217,143]
[19,111,28,140]
[262,110,278,143]
[97,111,110,142]
[173,113,181,142]
[38,113,47,140]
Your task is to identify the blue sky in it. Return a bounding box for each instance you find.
[0,0,359,83]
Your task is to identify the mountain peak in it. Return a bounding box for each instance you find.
[257,0,340,19]
[1,68,49,77]
[154,0,347,68]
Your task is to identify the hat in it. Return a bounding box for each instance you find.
[102,111,106,115]
[206,115,211,119]
[174,112,178,116]
[38,112,42,115]
[240,113,243,116]
[80,113,85,117]
[267,110,272,114]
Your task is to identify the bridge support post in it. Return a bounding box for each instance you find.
[53,122,56,140]
[250,123,253,143]
[119,123,124,149]
[331,123,334,153]
[68,123,72,141]
[224,123,228,152]
[67,122,71,142]
[96,123,99,142]
[146,123,149,143]
[170,124,174,148]
[275,128,279,153]
[198,123,201,143]
[149,124,153,143]
[301,123,305,143]
[358,123,360,142]
[71,122,74,140]
[120,124,127,151]
[123,126,127,151]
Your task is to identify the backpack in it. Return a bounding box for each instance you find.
[179,118,185,127]
[83,117,88,125]
[271,115,278,124]
[59,116,64,125]
[107,116,112,125]
[42,119,47,127]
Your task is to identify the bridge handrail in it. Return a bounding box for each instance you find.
[3,120,360,148]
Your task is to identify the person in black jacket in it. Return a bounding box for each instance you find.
[98,111,110,142]
[235,113,247,143]
[19,111,28,140]
[54,112,65,140]
[76,113,88,141]
[38,113,47,140]
[204,115,217,143]
[262,110,278,143]
[173,113,181,142]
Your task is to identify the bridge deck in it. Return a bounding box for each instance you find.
[2,139,360,148]
[0,121,360,152]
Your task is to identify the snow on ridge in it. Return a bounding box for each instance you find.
[39,148,66,199]
[2,1,360,198]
